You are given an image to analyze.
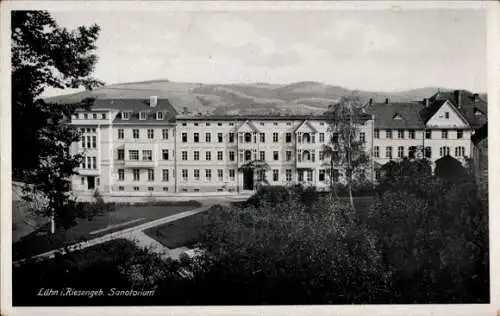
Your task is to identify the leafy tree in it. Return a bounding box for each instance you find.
[322,94,370,208]
[12,10,103,230]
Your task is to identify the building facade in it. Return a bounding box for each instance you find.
[69,90,487,199]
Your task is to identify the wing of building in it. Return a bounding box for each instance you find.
[67,90,487,201]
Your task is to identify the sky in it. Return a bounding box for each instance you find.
[43,8,487,96]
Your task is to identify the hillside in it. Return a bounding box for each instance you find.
[45,80,452,115]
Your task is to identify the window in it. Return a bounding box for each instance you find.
[408,129,416,139]
[332,169,340,182]
[133,129,139,139]
[122,112,130,120]
[303,151,311,161]
[194,133,199,143]
[118,129,124,139]
[205,169,212,180]
[162,187,168,192]
[156,111,164,120]
[133,186,139,191]
[83,113,88,119]
[92,113,97,119]
[286,133,292,143]
[273,132,279,143]
[386,130,393,139]
[229,169,236,180]
[425,147,432,158]
[205,151,211,161]
[307,170,313,182]
[272,169,279,182]
[319,151,324,160]
[140,112,147,120]
[147,169,154,181]
[182,123,187,126]
[182,133,187,143]
[119,186,124,191]
[217,151,223,161]
[81,135,85,148]
[162,169,169,181]
[260,133,266,143]
[205,133,211,143]
[441,130,448,139]
[397,129,404,139]
[162,129,168,140]
[218,122,222,126]
[218,133,223,143]
[273,151,279,161]
[286,169,292,182]
[87,157,91,169]
[286,151,292,161]
[260,122,265,126]
[408,146,417,159]
[398,146,404,158]
[386,146,392,159]
[194,123,199,126]
[245,150,252,161]
[117,149,125,160]
[162,149,169,160]
[182,169,188,180]
[298,170,304,182]
[142,150,152,161]
[206,122,211,126]
[182,151,188,161]
[319,169,325,182]
[374,129,380,139]
[118,169,125,181]
[194,169,200,180]
[229,151,235,161]
[440,146,450,157]
[129,150,139,161]
[102,113,107,119]
[87,136,91,148]
[133,169,140,181]
[148,187,154,192]
[91,136,96,148]
[425,130,432,139]
[244,133,252,143]
[359,132,366,143]
[229,133,235,143]
[92,157,96,169]
[147,129,154,139]
[257,170,266,182]
[218,169,223,180]
[457,130,463,139]
[445,112,450,119]
[194,151,200,161]
[455,146,465,157]
[373,146,380,158]
[319,133,325,143]
[259,151,265,161]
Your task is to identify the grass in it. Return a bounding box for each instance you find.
[12,201,201,261]
[144,197,376,250]
[143,206,223,249]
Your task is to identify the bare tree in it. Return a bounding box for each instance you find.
[322,94,370,209]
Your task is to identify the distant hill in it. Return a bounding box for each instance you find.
[45,80,455,115]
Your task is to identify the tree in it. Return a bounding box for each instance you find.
[12,11,103,230]
[322,94,370,209]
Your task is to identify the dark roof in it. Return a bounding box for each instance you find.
[365,102,425,129]
[472,123,488,145]
[176,113,372,121]
[425,90,487,128]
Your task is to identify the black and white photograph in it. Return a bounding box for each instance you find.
[1,1,498,315]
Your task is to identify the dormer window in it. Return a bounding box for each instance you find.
[156,111,164,120]
[393,113,402,120]
[84,113,88,119]
[121,112,130,120]
[474,108,484,116]
[139,111,147,120]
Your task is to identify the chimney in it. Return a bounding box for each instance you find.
[150,96,158,108]
[369,98,373,105]
[385,98,389,104]
[424,98,429,107]
[473,93,479,102]
[454,90,462,108]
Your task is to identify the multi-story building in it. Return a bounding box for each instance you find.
[69,90,486,200]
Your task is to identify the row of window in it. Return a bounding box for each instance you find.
[374,129,464,140]
[77,113,106,120]
[117,186,237,193]
[117,128,171,140]
[179,132,365,144]
[373,146,466,159]
[80,156,97,169]
[120,111,166,121]
[179,121,326,127]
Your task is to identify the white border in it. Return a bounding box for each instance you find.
[1,1,499,316]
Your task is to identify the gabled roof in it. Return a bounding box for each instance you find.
[365,102,425,129]
[425,90,487,128]
[295,120,319,133]
[236,120,260,133]
[419,99,470,128]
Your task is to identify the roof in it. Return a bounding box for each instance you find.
[365,102,425,129]
[93,98,178,124]
[425,90,487,128]
[472,123,488,145]
[175,113,373,122]
[295,120,319,133]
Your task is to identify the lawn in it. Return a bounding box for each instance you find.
[13,201,201,261]
[144,197,375,250]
